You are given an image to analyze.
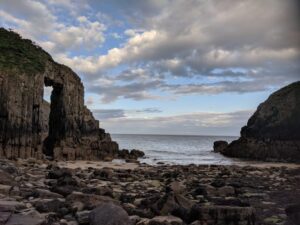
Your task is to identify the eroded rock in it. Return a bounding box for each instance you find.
[213,141,228,153]
[222,81,300,162]
[0,28,118,161]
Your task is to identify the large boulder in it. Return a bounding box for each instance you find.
[89,202,131,225]
[213,141,228,153]
[222,81,300,162]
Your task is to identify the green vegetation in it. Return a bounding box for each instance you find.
[0,28,52,75]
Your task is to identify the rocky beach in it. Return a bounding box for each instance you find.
[0,158,300,225]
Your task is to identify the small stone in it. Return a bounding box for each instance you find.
[129,215,141,224]
[218,186,235,196]
[75,210,90,224]
[0,184,11,195]
[137,216,183,225]
[168,181,186,194]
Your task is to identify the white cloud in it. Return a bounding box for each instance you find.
[50,19,106,52]
[0,0,106,55]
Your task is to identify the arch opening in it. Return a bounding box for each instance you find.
[42,77,65,158]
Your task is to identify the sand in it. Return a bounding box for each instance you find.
[57,159,139,170]
[57,159,300,170]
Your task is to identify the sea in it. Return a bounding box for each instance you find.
[111,134,240,165]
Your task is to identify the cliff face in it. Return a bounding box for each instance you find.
[223,81,300,162]
[0,28,118,160]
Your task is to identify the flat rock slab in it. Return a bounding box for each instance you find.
[5,214,43,225]
[0,212,11,225]
[0,200,26,211]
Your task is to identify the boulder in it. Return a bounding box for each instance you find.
[168,181,186,194]
[286,203,300,225]
[0,200,26,211]
[92,168,114,180]
[213,141,228,153]
[0,184,11,195]
[137,216,184,225]
[66,192,117,211]
[34,188,64,199]
[47,167,72,179]
[89,202,131,225]
[0,169,15,185]
[152,192,193,222]
[76,210,91,224]
[189,205,255,225]
[130,149,145,159]
[118,149,145,160]
[33,199,66,213]
[0,199,44,225]
[5,214,44,225]
[222,81,300,162]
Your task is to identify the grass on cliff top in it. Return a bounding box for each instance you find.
[0,28,53,75]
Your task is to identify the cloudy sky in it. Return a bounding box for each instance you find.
[0,0,299,135]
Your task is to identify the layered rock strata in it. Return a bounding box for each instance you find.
[0,28,118,160]
[222,81,300,162]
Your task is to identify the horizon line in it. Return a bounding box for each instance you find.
[111,133,239,137]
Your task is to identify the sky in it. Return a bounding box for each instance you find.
[0,0,299,136]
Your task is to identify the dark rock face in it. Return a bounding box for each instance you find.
[223,81,300,162]
[119,149,145,160]
[0,28,118,160]
[213,141,228,153]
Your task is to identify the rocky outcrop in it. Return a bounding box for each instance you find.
[222,81,300,162]
[213,141,228,153]
[0,28,118,160]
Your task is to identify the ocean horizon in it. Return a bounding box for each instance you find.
[111,133,239,165]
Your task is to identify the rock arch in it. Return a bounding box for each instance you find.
[0,28,118,160]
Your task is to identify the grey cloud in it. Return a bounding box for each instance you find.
[100,110,254,136]
[166,81,270,95]
[163,69,300,96]
[135,108,162,113]
[90,0,169,21]
[88,80,164,103]
[93,109,125,120]
[92,107,162,120]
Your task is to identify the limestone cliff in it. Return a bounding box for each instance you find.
[0,28,118,160]
[223,81,300,162]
